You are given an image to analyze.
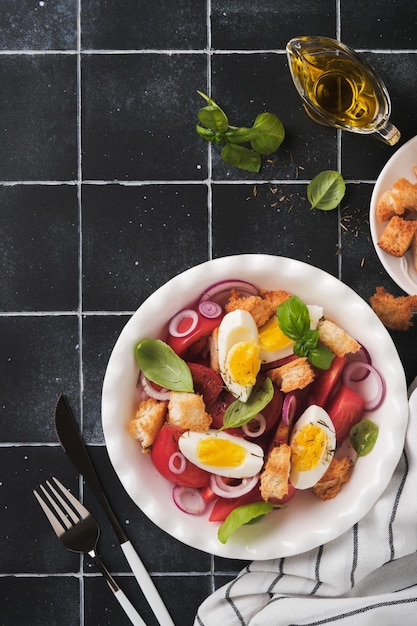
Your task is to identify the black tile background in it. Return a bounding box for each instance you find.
[2,1,417,625]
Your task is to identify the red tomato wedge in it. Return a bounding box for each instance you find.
[309,355,346,408]
[167,311,222,357]
[151,424,210,488]
[187,362,223,409]
[209,485,262,522]
[326,383,365,445]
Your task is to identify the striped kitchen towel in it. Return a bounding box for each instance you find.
[194,380,417,625]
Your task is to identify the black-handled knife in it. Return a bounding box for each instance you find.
[54,394,175,626]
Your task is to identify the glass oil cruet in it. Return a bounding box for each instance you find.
[286,36,400,146]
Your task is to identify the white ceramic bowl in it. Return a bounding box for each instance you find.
[102,254,408,560]
[370,135,417,294]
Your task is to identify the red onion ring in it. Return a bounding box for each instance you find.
[199,279,259,306]
[172,485,207,515]
[198,299,223,319]
[344,344,372,381]
[282,392,297,426]
[168,309,199,338]
[209,474,260,499]
[342,361,385,411]
[168,452,186,475]
[242,414,267,438]
[139,372,170,401]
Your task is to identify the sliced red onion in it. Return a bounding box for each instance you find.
[342,361,385,411]
[199,279,259,306]
[168,452,186,475]
[172,485,207,515]
[242,414,267,438]
[168,309,199,338]
[198,299,223,319]
[139,372,171,401]
[282,392,297,426]
[209,473,259,499]
[344,344,372,381]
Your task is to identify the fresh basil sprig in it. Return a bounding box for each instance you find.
[196,91,285,173]
[218,500,274,544]
[220,377,274,430]
[350,419,379,463]
[307,170,346,211]
[135,338,194,393]
[277,296,334,370]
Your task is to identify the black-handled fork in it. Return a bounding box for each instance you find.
[34,477,147,626]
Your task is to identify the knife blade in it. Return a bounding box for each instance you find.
[54,394,175,626]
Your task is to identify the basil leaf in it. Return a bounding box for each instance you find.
[218,501,274,544]
[250,112,285,154]
[350,420,379,461]
[277,296,310,341]
[135,338,194,392]
[225,126,255,145]
[196,125,217,142]
[221,143,261,173]
[198,104,229,132]
[221,377,274,430]
[307,170,346,211]
[308,345,335,370]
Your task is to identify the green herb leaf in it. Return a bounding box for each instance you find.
[277,296,310,341]
[308,344,335,370]
[218,501,274,544]
[135,338,194,392]
[221,143,261,173]
[197,91,229,131]
[195,125,217,142]
[307,170,346,211]
[250,112,285,154]
[350,419,379,462]
[221,377,274,430]
[225,126,255,145]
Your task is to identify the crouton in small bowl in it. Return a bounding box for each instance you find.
[102,254,407,559]
[370,134,417,294]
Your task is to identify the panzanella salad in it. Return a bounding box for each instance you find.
[129,280,382,544]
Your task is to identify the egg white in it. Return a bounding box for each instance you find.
[178,429,264,478]
[217,309,260,401]
[289,404,336,489]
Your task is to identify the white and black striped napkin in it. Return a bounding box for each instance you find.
[195,380,417,626]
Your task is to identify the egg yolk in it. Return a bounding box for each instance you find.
[291,424,328,471]
[197,438,246,467]
[258,316,293,351]
[227,341,260,385]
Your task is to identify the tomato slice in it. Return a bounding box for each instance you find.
[309,355,346,408]
[167,310,222,357]
[209,390,236,430]
[326,383,365,445]
[151,424,210,488]
[208,485,262,522]
[187,362,223,409]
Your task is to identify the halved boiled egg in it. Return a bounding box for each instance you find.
[217,309,261,401]
[258,304,324,364]
[289,404,336,489]
[178,429,264,478]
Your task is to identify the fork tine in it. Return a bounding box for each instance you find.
[51,476,90,520]
[41,480,79,527]
[33,488,68,537]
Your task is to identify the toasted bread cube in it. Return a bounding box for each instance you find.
[412,231,417,273]
[260,444,291,501]
[128,397,168,452]
[317,319,360,357]
[167,391,212,431]
[267,357,314,393]
[378,215,417,257]
[370,286,417,331]
[312,456,353,500]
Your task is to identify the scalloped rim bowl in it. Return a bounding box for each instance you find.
[370,135,417,294]
[101,254,408,560]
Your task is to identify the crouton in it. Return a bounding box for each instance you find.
[260,443,292,501]
[376,178,417,222]
[412,231,417,272]
[128,397,168,452]
[267,357,315,393]
[225,292,273,327]
[378,215,417,257]
[370,286,417,331]
[258,289,291,310]
[317,319,361,357]
[167,391,212,431]
[312,456,353,500]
